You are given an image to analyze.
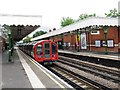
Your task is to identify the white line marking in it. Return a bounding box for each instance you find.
[25,55,65,88]
[20,49,73,88]
[16,50,45,88]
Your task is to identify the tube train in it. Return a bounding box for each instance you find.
[19,40,58,64]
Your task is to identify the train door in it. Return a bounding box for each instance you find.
[44,42,50,58]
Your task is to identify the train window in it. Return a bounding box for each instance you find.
[52,44,57,54]
[36,44,42,55]
[45,43,50,48]
[44,43,50,54]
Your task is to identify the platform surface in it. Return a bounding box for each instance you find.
[0,48,73,89]
[58,50,120,60]
[1,50,32,89]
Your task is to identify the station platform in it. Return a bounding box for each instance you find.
[1,47,73,89]
[58,49,120,61]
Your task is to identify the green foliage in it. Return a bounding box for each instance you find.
[61,17,75,27]
[33,31,47,38]
[60,14,96,27]
[105,8,120,17]
[60,8,119,27]
[23,36,32,43]
[77,13,96,21]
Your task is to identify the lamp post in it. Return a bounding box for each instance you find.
[8,28,12,62]
[3,25,13,62]
[103,26,109,55]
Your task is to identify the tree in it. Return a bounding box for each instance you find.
[33,31,47,38]
[61,17,75,27]
[77,13,96,21]
[23,36,32,43]
[105,8,120,17]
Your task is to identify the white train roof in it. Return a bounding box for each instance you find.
[20,40,52,45]
[31,17,119,41]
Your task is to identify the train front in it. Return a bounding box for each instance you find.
[34,40,58,64]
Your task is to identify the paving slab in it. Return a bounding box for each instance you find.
[1,50,32,88]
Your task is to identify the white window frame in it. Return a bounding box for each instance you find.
[91,30,100,35]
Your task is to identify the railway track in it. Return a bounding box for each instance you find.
[58,52,120,68]
[46,56,120,89]
[20,49,119,89]
[21,49,99,89]
[47,62,116,90]
[47,65,99,90]
[58,56,120,84]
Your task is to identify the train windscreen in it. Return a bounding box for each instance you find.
[36,44,42,58]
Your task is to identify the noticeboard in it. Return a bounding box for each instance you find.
[81,33,87,49]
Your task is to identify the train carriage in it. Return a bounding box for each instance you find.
[19,40,58,64]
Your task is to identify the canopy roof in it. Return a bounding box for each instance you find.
[32,17,119,41]
[0,14,42,41]
[0,14,42,25]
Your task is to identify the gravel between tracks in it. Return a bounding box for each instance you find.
[55,62,119,89]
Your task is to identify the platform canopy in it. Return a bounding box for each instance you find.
[0,14,42,41]
[32,17,119,41]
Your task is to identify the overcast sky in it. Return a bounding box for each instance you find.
[0,0,119,29]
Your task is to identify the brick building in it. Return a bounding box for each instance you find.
[58,26,119,53]
[32,17,120,53]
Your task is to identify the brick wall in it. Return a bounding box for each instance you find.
[118,27,120,52]
[51,26,119,53]
[90,26,119,52]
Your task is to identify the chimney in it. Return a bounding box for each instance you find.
[49,29,52,32]
[53,28,56,31]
